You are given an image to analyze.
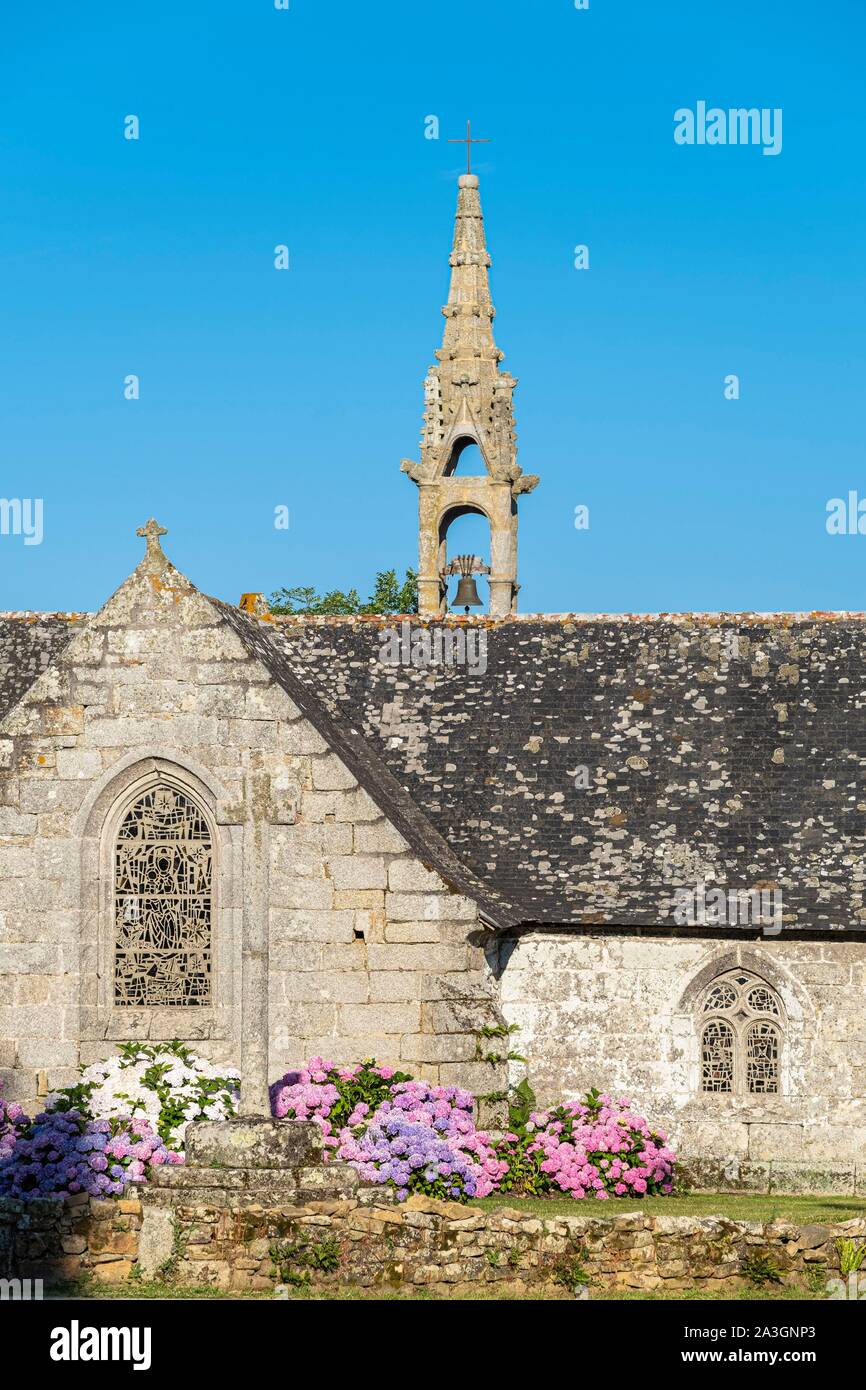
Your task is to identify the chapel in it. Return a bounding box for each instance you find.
[0,171,863,1190]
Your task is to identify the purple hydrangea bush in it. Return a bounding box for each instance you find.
[0,1109,181,1201]
[337,1116,481,1201]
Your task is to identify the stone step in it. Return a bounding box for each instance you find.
[145,1184,359,1209]
[149,1163,358,1195]
[185,1117,322,1170]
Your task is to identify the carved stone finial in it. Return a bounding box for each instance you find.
[136,518,168,569]
[239,592,271,619]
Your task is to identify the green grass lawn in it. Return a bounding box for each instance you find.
[59,1279,827,1302]
[473,1192,866,1223]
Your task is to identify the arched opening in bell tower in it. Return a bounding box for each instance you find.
[443,438,488,477]
[438,505,491,613]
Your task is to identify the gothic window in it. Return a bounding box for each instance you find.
[699,969,782,1095]
[113,784,213,1007]
[746,1021,780,1094]
[701,1018,734,1093]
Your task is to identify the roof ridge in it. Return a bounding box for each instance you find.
[266,610,866,626]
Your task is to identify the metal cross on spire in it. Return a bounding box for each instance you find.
[447,119,491,175]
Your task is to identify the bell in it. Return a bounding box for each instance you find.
[453,574,483,612]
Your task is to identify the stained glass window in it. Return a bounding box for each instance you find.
[703,982,737,1011]
[746,986,779,1016]
[701,1019,734,1092]
[698,969,782,1095]
[114,785,212,1006]
[746,1021,780,1094]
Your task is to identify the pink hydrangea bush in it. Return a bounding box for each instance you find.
[495,1088,675,1201]
[270,1058,410,1144]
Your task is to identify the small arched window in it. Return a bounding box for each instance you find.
[699,970,782,1094]
[113,784,213,1007]
[444,438,487,477]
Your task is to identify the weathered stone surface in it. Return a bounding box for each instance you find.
[185,1118,322,1170]
[5,1187,863,1298]
[501,932,866,1177]
[400,173,537,616]
[0,528,498,1118]
[137,1204,176,1280]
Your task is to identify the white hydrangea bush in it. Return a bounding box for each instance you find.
[48,1041,240,1149]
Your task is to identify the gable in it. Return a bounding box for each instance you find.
[0,559,498,930]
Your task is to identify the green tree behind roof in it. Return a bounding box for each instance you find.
[270,568,418,616]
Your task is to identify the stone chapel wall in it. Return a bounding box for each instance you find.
[0,571,501,1113]
[499,931,866,1185]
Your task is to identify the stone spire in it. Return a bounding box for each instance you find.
[402,174,539,617]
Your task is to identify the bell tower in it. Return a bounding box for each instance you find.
[401,170,539,616]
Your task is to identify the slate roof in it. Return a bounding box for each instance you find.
[243,611,866,933]
[0,615,84,721]
[2,602,864,933]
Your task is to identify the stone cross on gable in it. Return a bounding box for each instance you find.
[136,518,168,566]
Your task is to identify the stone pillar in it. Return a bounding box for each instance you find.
[488,516,517,617]
[417,483,444,615]
[223,771,298,1118]
[240,775,270,1116]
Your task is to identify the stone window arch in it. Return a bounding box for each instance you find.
[699,969,783,1095]
[76,753,241,1044]
[113,781,214,1007]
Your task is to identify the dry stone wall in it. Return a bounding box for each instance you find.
[2,1191,863,1297]
[0,1193,142,1286]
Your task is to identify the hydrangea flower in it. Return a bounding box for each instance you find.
[495,1091,676,1200]
[271,1059,675,1205]
[0,1109,181,1201]
[336,1116,479,1200]
[0,1080,28,1162]
[270,1057,409,1148]
[372,1080,508,1197]
[4,1047,676,1209]
[47,1041,239,1149]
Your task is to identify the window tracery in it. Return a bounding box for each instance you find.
[113,785,212,1006]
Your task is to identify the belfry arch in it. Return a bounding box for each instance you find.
[436,503,491,612]
[442,436,489,477]
[401,171,539,617]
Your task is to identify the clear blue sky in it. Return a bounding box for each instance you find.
[1,0,864,615]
